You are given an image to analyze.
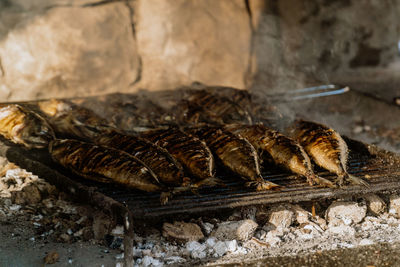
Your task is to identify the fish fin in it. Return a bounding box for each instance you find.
[160,192,171,205]
[171,186,191,194]
[246,180,280,191]
[346,174,369,187]
[192,177,225,188]
[190,188,201,197]
[311,175,336,188]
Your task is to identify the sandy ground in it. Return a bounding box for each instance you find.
[0,218,120,266]
[214,242,400,267]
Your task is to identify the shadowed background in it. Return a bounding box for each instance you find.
[0,0,399,101]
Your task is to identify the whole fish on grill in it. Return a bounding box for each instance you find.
[289,119,368,186]
[78,93,173,130]
[49,139,179,204]
[174,90,252,125]
[225,124,335,188]
[139,127,217,186]
[0,104,55,149]
[184,85,281,127]
[36,99,115,141]
[186,126,279,190]
[94,129,189,187]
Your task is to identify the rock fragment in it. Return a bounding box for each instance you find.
[92,213,113,240]
[162,221,204,243]
[389,195,400,218]
[59,233,71,243]
[268,205,295,228]
[263,231,281,246]
[165,256,186,264]
[364,194,386,215]
[225,240,238,252]
[186,240,207,259]
[325,201,367,226]
[44,251,59,264]
[211,219,258,241]
[241,206,257,221]
[213,241,228,257]
[141,255,163,267]
[205,237,217,248]
[199,221,214,236]
[291,204,311,224]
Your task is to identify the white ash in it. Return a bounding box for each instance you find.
[128,199,400,265]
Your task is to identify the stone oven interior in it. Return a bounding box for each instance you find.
[1,0,400,266]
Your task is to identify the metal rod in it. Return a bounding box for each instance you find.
[290,86,350,100]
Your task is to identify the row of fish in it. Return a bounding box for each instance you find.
[0,98,368,204]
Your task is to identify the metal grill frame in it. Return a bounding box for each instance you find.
[1,136,400,221]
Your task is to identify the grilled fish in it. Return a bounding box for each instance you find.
[49,139,177,204]
[94,130,188,187]
[186,126,279,190]
[0,104,55,149]
[174,90,252,125]
[140,127,216,182]
[289,120,368,186]
[225,124,335,188]
[37,99,115,141]
[78,93,173,130]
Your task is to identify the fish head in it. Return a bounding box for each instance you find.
[19,114,55,149]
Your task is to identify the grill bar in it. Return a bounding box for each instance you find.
[1,136,400,221]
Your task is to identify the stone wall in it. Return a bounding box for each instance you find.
[0,0,399,101]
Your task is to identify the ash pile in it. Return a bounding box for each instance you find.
[0,157,115,244]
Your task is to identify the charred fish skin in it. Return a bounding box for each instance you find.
[186,126,278,190]
[225,124,334,188]
[94,130,188,187]
[140,127,216,181]
[0,104,55,149]
[49,139,165,193]
[289,120,368,186]
[174,90,252,125]
[37,99,115,141]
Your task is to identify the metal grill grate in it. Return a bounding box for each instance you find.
[1,136,400,220]
[87,138,400,219]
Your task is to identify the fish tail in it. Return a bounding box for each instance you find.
[161,185,194,204]
[310,174,336,188]
[159,192,172,205]
[192,177,225,188]
[345,173,369,187]
[246,179,280,191]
